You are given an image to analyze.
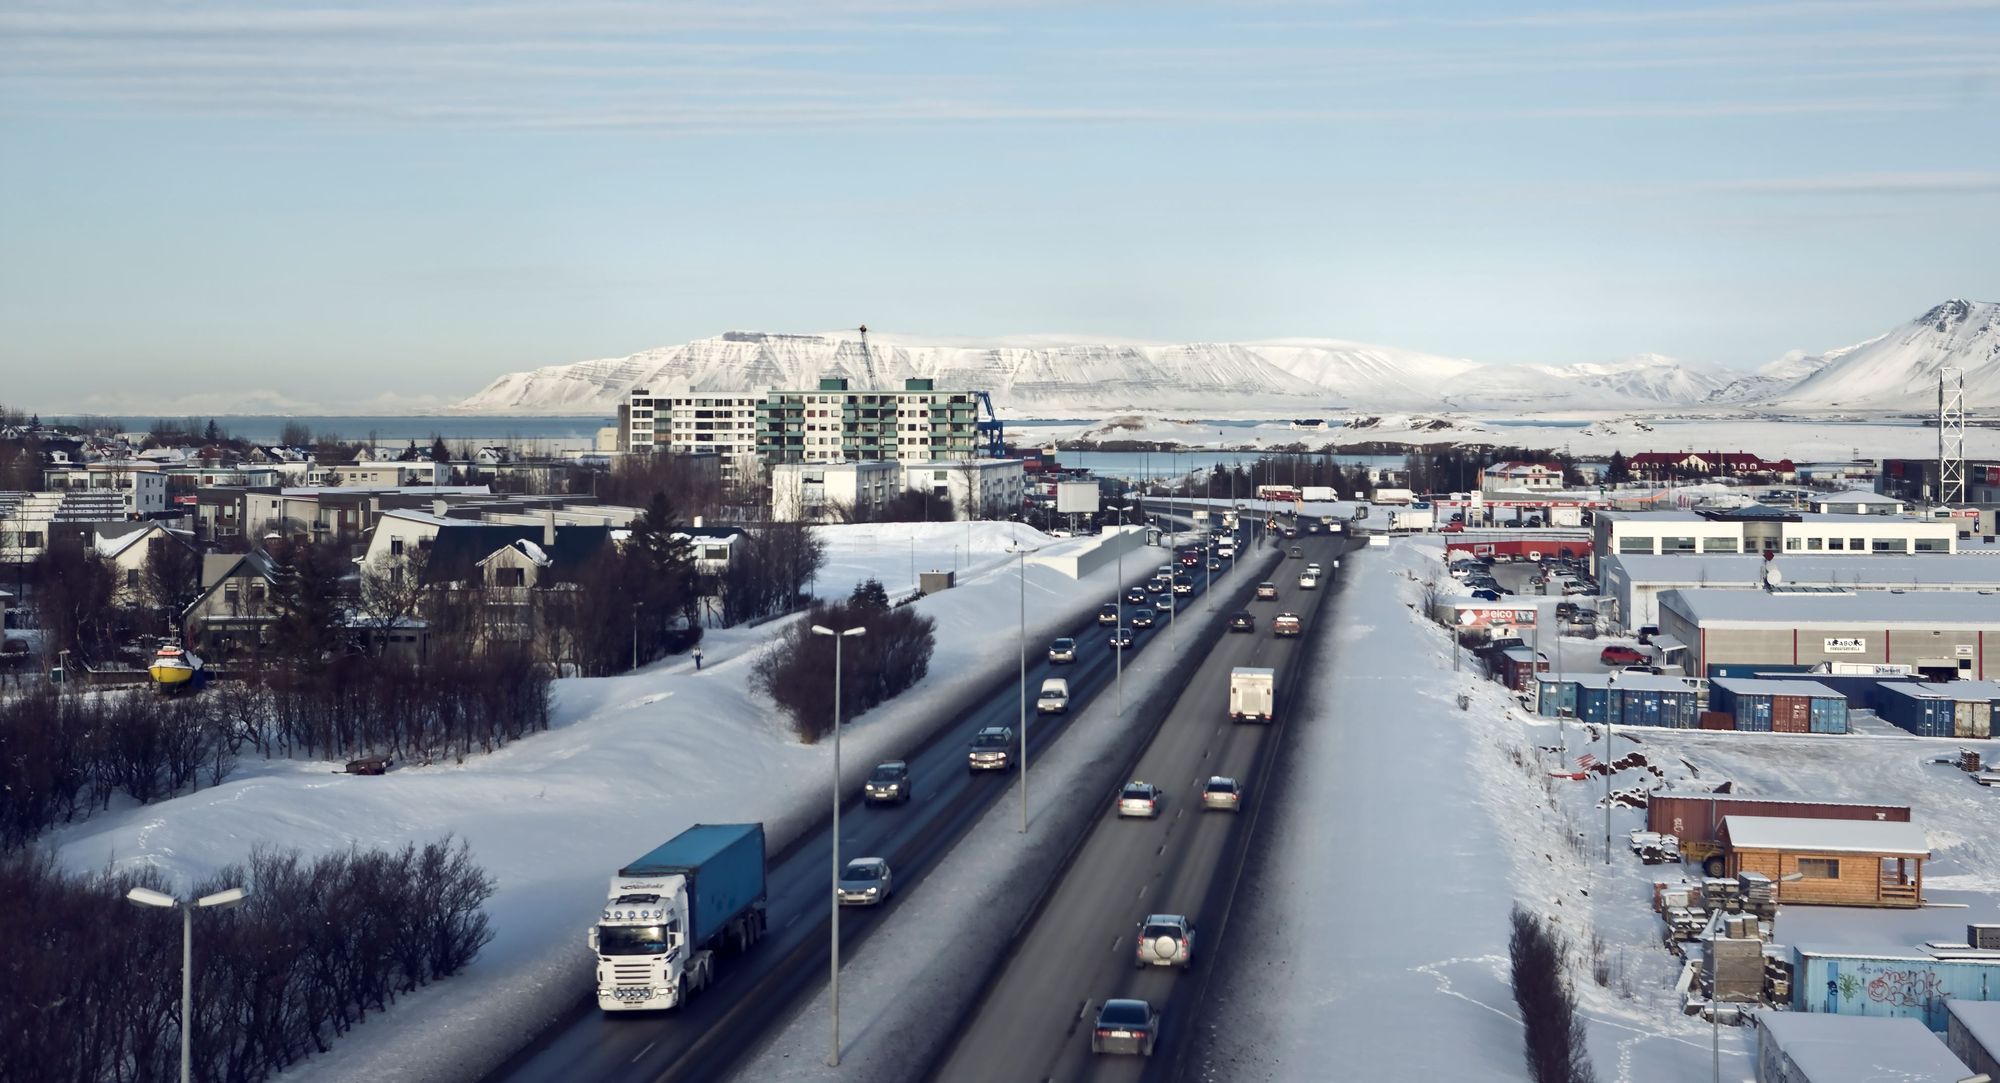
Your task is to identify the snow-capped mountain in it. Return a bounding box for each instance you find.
[1766,299,2000,411]
[450,300,2000,416]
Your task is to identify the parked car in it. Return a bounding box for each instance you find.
[1098,603,1119,626]
[863,761,912,805]
[1254,581,1278,600]
[967,726,1014,772]
[1273,613,1302,638]
[1228,611,1255,633]
[1090,999,1159,1056]
[836,857,893,906]
[1109,626,1135,650]
[1130,608,1157,629]
[1600,645,1647,666]
[1118,781,1162,818]
[1048,637,1077,663]
[1470,589,1502,601]
[1132,913,1195,968]
[1201,776,1242,811]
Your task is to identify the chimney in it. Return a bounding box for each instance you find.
[543,509,557,547]
[693,515,704,529]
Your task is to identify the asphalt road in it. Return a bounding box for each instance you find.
[484,530,1272,1083]
[930,531,1353,1083]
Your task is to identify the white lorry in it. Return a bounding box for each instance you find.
[590,823,768,1012]
[1301,485,1338,502]
[1229,667,1275,724]
[1037,677,1071,714]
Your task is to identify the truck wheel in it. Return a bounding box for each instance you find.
[676,976,689,1006]
[1702,855,1726,878]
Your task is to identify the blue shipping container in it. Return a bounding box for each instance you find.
[1794,949,2000,1031]
[619,823,767,948]
[1536,679,1577,718]
[1875,684,1955,739]
[1710,678,1850,735]
[1809,697,1848,734]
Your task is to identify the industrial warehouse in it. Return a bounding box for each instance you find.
[1655,587,2000,682]
[1602,553,2000,630]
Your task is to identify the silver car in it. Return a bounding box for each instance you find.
[1117,781,1162,818]
[836,857,893,906]
[1047,637,1077,664]
[1201,776,1242,811]
[1133,914,1195,969]
[1090,998,1159,1056]
[967,726,1014,772]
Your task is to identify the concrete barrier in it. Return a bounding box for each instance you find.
[1031,524,1147,580]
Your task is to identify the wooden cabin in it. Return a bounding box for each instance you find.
[1721,815,1929,908]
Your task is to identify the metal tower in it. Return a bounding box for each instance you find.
[1939,366,1966,505]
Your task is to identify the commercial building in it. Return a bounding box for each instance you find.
[1590,507,1958,576]
[1602,553,2000,630]
[1808,489,1906,515]
[1881,457,2000,504]
[1656,587,2000,681]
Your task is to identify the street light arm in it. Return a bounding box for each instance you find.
[127,887,177,909]
[197,886,250,909]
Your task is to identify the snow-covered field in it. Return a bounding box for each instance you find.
[1009,412,2000,463]
[47,521,1132,1083]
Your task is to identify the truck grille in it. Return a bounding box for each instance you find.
[612,962,654,983]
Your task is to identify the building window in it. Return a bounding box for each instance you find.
[1827,537,1844,550]
[1795,858,1839,879]
[492,567,526,588]
[1617,536,1654,554]
[1916,538,1949,552]
[1702,537,1738,553]
[1806,537,1822,550]
[1871,538,1907,553]
[126,569,140,588]
[1784,537,1802,551]
[1661,536,1696,553]
[391,538,404,556]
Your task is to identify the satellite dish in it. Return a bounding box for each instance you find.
[1763,565,1783,587]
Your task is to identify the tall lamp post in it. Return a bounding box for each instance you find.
[1009,544,1041,831]
[811,623,865,1067]
[127,884,251,1083]
[1113,502,1135,716]
[1604,671,1617,864]
[630,602,642,672]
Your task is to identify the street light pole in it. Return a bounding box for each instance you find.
[630,602,642,672]
[811,623,865,1067]
[127,885,250,1083]
[1604,673,1617,864]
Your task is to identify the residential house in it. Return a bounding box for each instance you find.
[40,460,169,517]
[184,550,281,658]
[331,460,447,487]
[1626,451,1796,480]
[94,522,197,606]
[416,521,614,654]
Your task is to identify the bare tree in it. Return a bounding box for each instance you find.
[355,549,430,656]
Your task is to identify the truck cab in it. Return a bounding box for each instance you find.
[1037,678,1070,714]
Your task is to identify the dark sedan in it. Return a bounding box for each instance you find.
[1227,611,1255,633]
[1090,998,1158,1056]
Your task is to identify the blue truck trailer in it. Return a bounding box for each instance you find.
[590,822,768,1011]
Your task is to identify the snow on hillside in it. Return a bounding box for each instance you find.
[48,522,1113,1083]
[1770,299,2000,410]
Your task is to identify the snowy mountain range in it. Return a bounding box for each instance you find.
[450,300,2000,417]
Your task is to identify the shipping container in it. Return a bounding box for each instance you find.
[1710,678,1849,736]
[1793,947,2000,1031]
[1875,683,1957,738]
[1535,679,1578,718]
[1645,792,1910,856]
[1699,710,1736,731]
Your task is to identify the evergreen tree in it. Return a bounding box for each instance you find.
[1606,451,1629,484]
[849,578,891,613]
[430,436,450,463]
[202,419,221,443]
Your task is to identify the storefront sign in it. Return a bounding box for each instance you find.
[1824,637,1867,654]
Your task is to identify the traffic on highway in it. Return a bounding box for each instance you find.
[487,514,1321,1083]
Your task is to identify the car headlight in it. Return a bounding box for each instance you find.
[864,887,878,895]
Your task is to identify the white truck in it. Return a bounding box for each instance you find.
[1229,667,1275,724]
[590,822,768,1012]
[1301,485,1338,502]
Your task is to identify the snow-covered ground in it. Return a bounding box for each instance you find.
[47,521,1137,1083]
[1008,412,2000,463]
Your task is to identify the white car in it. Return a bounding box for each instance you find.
[836,857,893,906]
[1298,572,1318,590]
[1117,781,1162,818]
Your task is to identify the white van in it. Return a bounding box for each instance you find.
[1037,677,1071,714]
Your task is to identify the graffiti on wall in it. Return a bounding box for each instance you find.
[1867,968,1945,1009]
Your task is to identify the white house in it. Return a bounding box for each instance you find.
[906,459,1026,520]
[41,460,169,518]
[771,461,905,521]
[94,523,196,606]
[1480,461,1565,495]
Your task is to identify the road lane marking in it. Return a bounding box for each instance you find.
[785,914,801,930]
[1138,884,1147,898]
[632,1041,655,1063]
[1110,936,1121,953]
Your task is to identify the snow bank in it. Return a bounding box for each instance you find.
[48,522,1151,1083]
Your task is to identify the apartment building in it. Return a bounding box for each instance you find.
[618,379,985,482]
[40,460,169,517]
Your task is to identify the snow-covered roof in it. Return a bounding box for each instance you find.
[1874,680,2000,703]
[1811,489,1902,505]
[1555,672,1698,693]
[1793,511,1950,526]
[1947,1001,2000,1060]
[1661,587,2000,627]
[1606,553,2000,588]
[1753,1012,1971,1082]
[1709,677,1844,698]
[512,539,551,566]
[1722,815,1928,856]
[1594,509,1708,522]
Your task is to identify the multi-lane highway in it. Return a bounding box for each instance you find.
[486,525,1280,1083]
[930,529,1353,1083]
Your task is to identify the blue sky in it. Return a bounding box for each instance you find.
[2,0,1998,413]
